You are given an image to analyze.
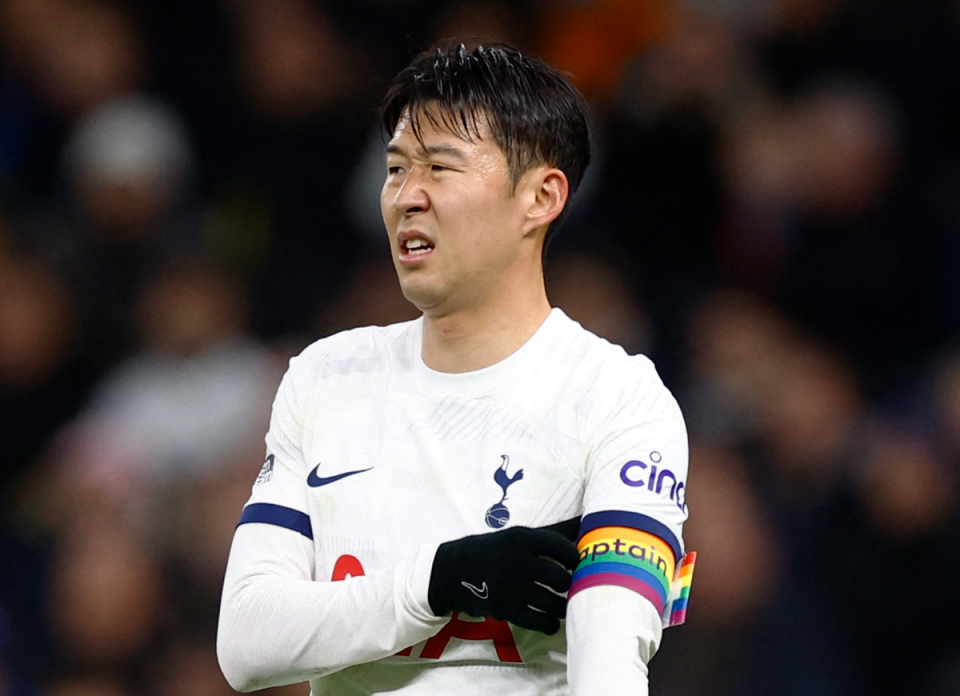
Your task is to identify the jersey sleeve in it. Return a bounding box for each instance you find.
[580,356,689,542]
[240,352,312,528]
[217,352,447,692]
[565,356,692,696]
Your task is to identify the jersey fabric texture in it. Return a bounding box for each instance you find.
[218,309,689,695]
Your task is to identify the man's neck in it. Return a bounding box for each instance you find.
[420,292,552,374]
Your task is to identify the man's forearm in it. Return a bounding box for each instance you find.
[565,585,662,696]
[217,524,446,691]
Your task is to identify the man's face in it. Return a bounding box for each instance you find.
[381,109,531,316]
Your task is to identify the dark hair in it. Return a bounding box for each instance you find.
[381,41,591,238]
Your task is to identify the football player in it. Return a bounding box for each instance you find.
[218,41,692,696]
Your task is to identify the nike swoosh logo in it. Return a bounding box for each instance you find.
[461,581,489,600]
[306,464,373,487]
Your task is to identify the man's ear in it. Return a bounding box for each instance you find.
[523,167,569,235]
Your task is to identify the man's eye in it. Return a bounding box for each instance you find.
[387,166,404,175]
[430,164,449,172]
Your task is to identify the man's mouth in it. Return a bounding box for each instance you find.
[403,238,434,256]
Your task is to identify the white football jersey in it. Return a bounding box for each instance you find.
[220,308,688,696]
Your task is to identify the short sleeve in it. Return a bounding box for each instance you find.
[581,356,689,553]
[243,353,313,520]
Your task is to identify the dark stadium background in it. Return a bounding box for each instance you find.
[1,0,959,694]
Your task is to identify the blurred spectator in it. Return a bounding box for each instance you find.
[754,338,862,511]
[10,262,282,690]
[231,0,366,125]
[46,507,165,674]
[677,288,864,694]
[0,0,149,200]
[684,286,862,556]
[0,254,88,493]
[584,9,755,379]
[34,264,280,521]
[14,95,204,376]
[60,97,195,239]
[205,0,373,342]
[758,0,960,171]
[854,422,954,541]
[719,79,899,279]
[617,7,769,126]
[682,288,796,444]
[534,0,676,105]
[813,419,960,695]
[5,0,146,120]
[546,253,653,355]
[316,253,421,337]
[675,444,782,627]
[719,78,926,396]
[650,443,816,696]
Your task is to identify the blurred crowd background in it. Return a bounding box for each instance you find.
[1,0,960,694]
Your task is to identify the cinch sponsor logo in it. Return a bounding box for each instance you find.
[619,451,686,513]
[578,539,670,577]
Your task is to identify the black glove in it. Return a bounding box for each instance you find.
[427,517,581,635]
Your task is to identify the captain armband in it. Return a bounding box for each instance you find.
[568,510,697,628]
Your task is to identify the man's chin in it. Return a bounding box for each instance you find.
[399,282,443,314]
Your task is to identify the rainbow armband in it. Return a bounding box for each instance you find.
[662,551,696,627]
[569,511,696,628]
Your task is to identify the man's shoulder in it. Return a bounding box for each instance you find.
[548,314,680,427]
[289,319,419,381]
[552,312,660,387]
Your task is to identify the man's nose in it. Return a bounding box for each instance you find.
[393,172,430,215]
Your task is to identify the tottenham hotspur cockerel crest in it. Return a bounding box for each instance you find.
[485,455,523,528]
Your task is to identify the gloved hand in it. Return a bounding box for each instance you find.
[427,517,581,635]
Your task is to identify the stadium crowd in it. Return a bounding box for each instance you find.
[1,0,960,694]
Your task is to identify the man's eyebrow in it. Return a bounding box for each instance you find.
[385,143,468,161]
[422,144,468,161]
